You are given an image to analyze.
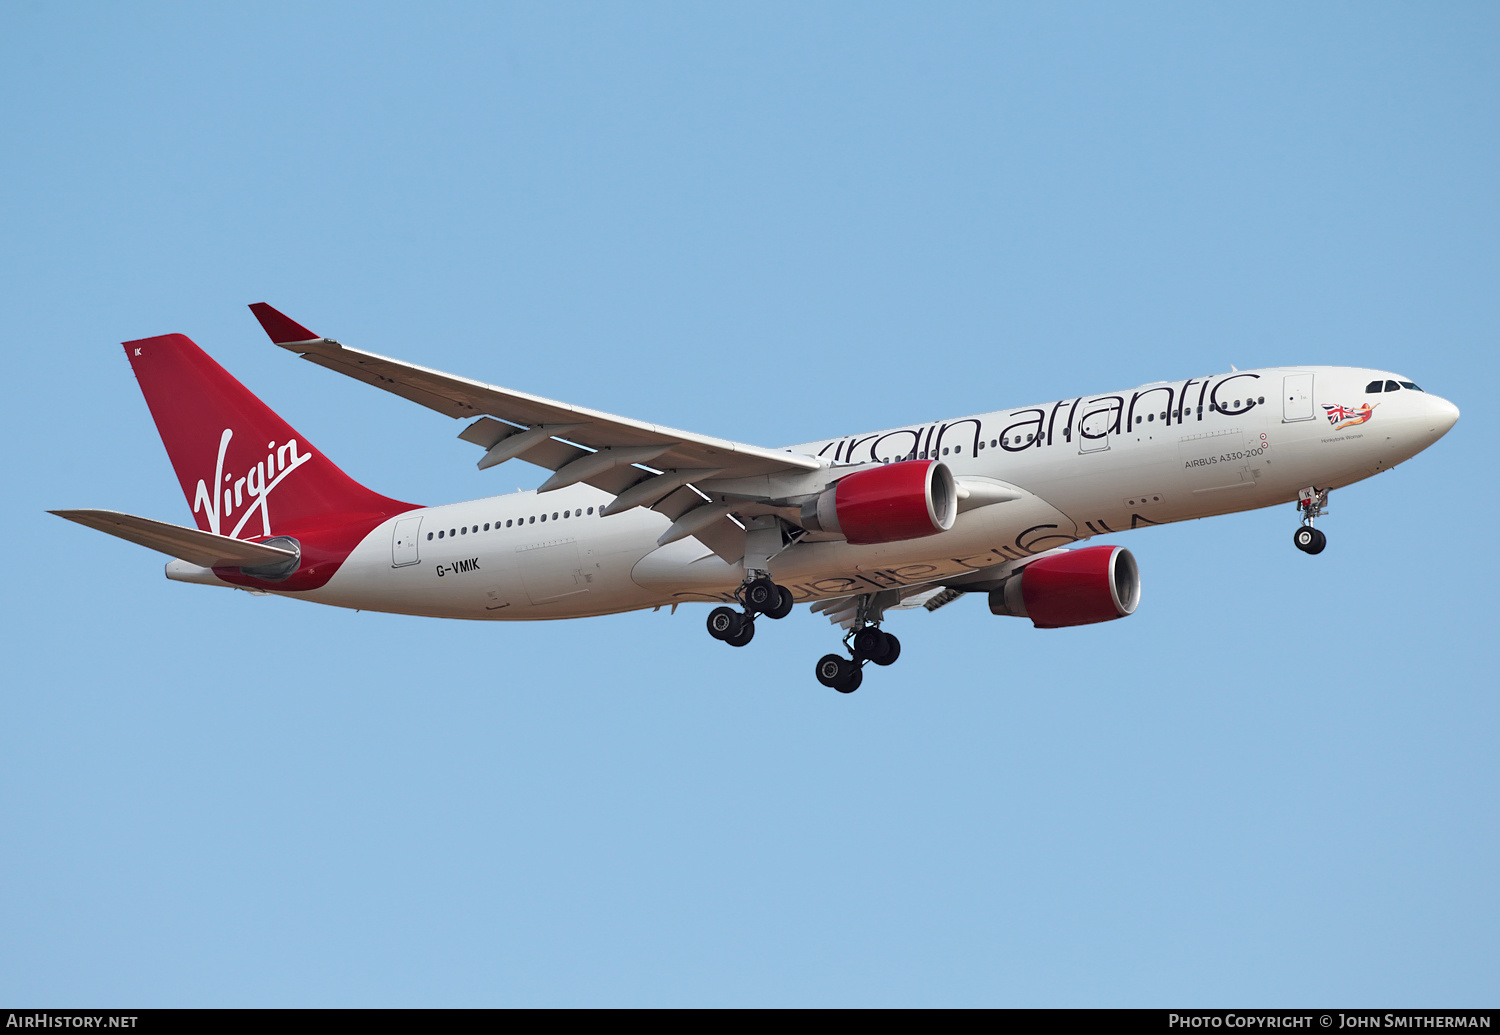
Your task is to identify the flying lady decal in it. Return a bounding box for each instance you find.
[1323,402,1376,431]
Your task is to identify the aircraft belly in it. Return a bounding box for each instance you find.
[632,483,1079,605]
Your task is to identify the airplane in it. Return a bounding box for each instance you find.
[52,304,1460,692]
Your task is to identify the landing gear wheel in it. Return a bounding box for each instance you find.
[706,606,742,641]
[852,627,890,662]
[763,586,794,620]
[815,654,861,692]
[743,577,780,612]
[1293,526,1326,555]
[871,632,901,667]
[724,619,756,647]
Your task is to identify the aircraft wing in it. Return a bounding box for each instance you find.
[50,509,299,570]
[250,304,821,559]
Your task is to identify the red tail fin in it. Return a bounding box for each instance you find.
[124,333,415,540]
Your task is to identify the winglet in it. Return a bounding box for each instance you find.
[248,302,321,345]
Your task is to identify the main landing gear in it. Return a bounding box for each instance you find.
[706,577,908,695]
[1293,486,1329,555]
[705,574,794,648]
[813,594,902,693]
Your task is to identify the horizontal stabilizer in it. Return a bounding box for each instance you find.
[49,509,299,569]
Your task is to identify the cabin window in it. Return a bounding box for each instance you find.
[483,523,489,531]
[528,516,535,524]
[588,507,595,515]
[438,530,444,538]
[1026,433,1034,442]
[1147,413,1154,422]
[540,513,546,522]
[954,445,962,454]
[427,532,433,541]
[1258,396,1265,404]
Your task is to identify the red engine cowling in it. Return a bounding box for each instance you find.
[988,545,1140,628]
[800,460,957,545]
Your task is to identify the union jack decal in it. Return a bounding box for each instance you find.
[1324,402,1377,431]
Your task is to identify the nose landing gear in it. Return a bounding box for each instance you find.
[1294,487,1329,555]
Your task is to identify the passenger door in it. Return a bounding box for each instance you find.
[1078,406,1113,453]
[391,516,422,567]
[1283,373,1315,422]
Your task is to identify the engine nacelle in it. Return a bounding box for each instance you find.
[800,460,957,545]
[988,545,1140,628]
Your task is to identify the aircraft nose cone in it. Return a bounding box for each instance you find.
[1426,395,1460,439]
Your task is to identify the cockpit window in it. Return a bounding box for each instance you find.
[1366,380,1384,393]
[1385,380,1401,392]
[1399,381,1423,392]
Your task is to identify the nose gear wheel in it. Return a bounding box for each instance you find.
[1294,487,1330,555]
[1293,526,1326,554]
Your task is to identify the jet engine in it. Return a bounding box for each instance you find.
[988,545,1140,628]
[799,459,957,545]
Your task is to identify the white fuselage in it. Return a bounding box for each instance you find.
[166,365,1459,619]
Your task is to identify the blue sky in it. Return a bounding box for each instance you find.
[2,2,1496,1006]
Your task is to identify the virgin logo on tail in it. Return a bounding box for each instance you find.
[193,428,310,538]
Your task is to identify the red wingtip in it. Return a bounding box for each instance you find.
[248,302,320,345]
